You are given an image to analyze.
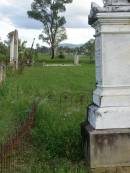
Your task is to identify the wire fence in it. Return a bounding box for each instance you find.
[39,90,93,107]
[0,102,36,173]
[0,90,93,172]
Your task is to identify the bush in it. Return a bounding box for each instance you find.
[0,53,7,63]
[58,51,65,59]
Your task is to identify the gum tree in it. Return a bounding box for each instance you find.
[27,0,72,59]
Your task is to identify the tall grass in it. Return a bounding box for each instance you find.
[0,58,95,172]
[35,53,92,65]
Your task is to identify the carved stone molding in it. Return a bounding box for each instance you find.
[103,0,130,6]
[89,0,130,25]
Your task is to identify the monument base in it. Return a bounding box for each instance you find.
[91,167,130,173]
[88,104,130,129]
[81,123,130,171]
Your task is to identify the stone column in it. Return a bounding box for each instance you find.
[9,30,19,70]
[10,35,14,64]
[14,30,19,70]
[0,64,6,83]
[81,0,130,171]
[74,54,79,65]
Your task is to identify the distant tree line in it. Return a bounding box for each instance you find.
[81,39,95,63]
[0,37,95,67]
[32,38,95,63]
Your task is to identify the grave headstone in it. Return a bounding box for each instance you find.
[0,64,6,83]
[82,0,130,171]
[8,30,19,70]
[74,54,79,65]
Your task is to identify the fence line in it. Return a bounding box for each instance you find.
[40,90,93,106]
[0,91,93,172]
[0,102,37,172]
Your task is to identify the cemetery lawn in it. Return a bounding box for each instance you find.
[35,53,92,65]
[0,60,95,172]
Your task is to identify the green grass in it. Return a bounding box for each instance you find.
[11,143,89,173]
[0,80,32,143]
[34,53,92,65]
[0,55,95,172]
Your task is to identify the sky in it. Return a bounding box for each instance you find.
[0,0,103,47]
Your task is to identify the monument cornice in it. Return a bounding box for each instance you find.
[103,0,130,6]
[96,12,130,18]
[92,12,130,30]
[89,0,130,25]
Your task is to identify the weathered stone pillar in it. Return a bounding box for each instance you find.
[82,0,130,171]
[74,54,79,65]
[0,64,6,83]
[10,35,14,64]
[14,30,19,70]
[9,30,19,70]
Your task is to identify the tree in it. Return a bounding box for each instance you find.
[19,40,27,62]
[18,40,28,72]
[27,0,72,59]
[81,39,95,63]
[0,39,9,65]
[18,40,35,67]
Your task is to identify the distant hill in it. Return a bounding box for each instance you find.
[59,43,83,49]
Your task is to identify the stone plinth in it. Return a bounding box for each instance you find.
[81,124,130,169]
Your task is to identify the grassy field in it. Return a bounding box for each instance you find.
[34,53,92,65]
[0,55,95,172]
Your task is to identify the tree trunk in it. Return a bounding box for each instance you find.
[51,47,55,59]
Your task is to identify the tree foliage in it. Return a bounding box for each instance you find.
[18,40,34,66]
[19,40,27,62]
[0,39,9,64]
[27,0,72,59]
[81,39,95,63]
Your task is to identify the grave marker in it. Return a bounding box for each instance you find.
[82,0,130,171]
[8,30,19,70]
[74,54,79,65]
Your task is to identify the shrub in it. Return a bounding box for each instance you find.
[0,53,6,63]
[58,51,65,59]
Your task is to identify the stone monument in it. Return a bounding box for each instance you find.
[8,30,19,70]
[0,64,6,83]
[74,54,79,65]
[81,0,130,171]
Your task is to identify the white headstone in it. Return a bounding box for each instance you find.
[74,54,79,65]
[0,64,6,83]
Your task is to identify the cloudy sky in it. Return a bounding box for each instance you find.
[0,0,103,47]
